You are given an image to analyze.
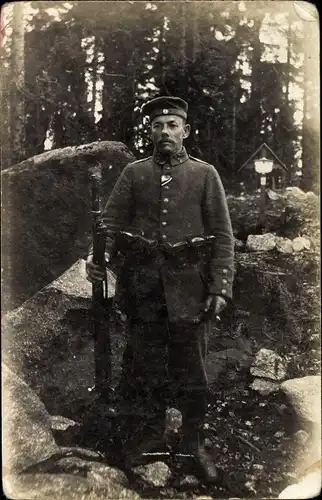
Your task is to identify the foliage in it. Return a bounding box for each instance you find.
[0,1,318,192]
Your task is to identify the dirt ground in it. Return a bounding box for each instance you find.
[72,300,319,499]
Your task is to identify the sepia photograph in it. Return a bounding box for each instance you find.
[1,1,320,499]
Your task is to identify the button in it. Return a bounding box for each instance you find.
[221,289,227,295]
[165,166,171,171]
[162,234,167,240]
[222,279,227,284]
[162,209,168,214]
[223,269,228,274]
[163,198,169,203]
[164,185,170,190]
[161,221,167,227]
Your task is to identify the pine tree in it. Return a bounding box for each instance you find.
[9,2,26,165]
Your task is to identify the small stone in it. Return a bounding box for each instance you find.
[250,348,287,381]
[267,189,281,201]
[234,238,244,249]
[165,407,182,433]
[51,415,79,432]
[293,430,310,445]
[275,237,294,254]
[246,233,276,252]
[285,186,307,201]
[250,378,280,395]
[133,461,171,487]
[180,475,200,487]
[306,191,318,202]
[245,480,257,493]
[292,236,311,252]
[274,431,285,438]
[285,472,298,479]
[253,464,264,470]
[87,463,128,487]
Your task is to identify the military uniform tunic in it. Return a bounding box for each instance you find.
[95,146,234,449]
[101,147,234,322]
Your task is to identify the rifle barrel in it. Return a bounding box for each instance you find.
[90,167,111,395]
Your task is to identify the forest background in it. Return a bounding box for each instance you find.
[0,0,319,192]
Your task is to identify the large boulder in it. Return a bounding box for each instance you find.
[1,141,135,312]
[233,249,319,344]
[280,376,321,426]
[278,471,321,499]
[4,469,141,500]
[228,187,319,245]
[1,258,125,416]
[2,363,60,475]
[2,361,140,500]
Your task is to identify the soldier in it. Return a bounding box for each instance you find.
[86,96,234,482]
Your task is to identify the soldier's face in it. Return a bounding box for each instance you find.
[150,115,190,154]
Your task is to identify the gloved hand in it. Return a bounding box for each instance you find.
[203,294,227,320]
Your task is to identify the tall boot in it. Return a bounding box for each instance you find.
[178,390,206,453]
[179,394,220,484]
[178,423,220,484]
[121,410,169,468]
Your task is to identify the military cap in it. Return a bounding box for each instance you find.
[141,96,188,121]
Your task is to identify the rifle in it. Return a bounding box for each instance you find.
[90,165,112,397]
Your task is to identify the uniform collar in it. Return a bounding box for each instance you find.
[153,147,189,167]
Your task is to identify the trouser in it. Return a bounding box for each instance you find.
[117,317,209,435]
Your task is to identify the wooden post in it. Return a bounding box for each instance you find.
[260,175,266,226]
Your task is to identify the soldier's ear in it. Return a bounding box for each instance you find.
[183,123,191,139]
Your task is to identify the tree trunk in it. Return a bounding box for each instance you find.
[190,2,199,63]
[91,37,98,123]
[10,2,25,166]
[231,86,237,171]
[0,60,11,169]
[301,23,320,193]
[179,3,186,70]
[285,14,294,185]
[249,20,263,152]
[0,7,11,169]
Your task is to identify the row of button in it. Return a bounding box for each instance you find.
[161,159,170,238]
[221,269,229,295]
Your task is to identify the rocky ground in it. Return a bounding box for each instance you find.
[2,185,321,499]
